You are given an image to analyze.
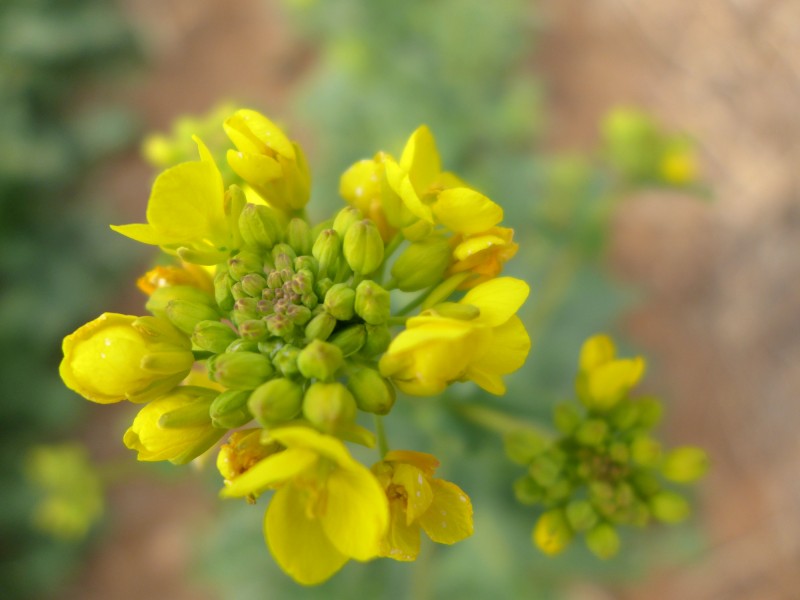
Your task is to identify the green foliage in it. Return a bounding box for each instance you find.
[0,1,137,598]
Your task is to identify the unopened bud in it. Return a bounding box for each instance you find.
[354,280,390,325]
[297,339,344,381]
[232,298,260,326]
[240,273,267,297]
[302,382,357,432]
[635,396,663,429]
[304,312,337,342]
[286,304,312,327]
[228,250,264,281]
[391,237,451,291]
[553,402,582,435]
[631,435,662,467]
[533,509,573,556]
[332,206,363,236]
[529,454,561,488]
[273,344,301,377]
[324,283,355,321]
[192,320,238,354]
[239,318,269,341]
[315,277,333,299]
[575,419,608,447]
[214,271,235,312]
[158,394,214,428]
[504,429,549,465]
[565,500,598,532]
[209,352,274,390]
[329,325,366,357]
[347,366,395,415]
[661,447,708,483]
[585,523,620,559]
[249,378,303,427]
[294,255,318,276]
[650,491,690,523]
[165,300,220,335]
[363,324,392,356]
[343,219,384,275]
[210,390,252,429]
[265,314,294,338]
[146,285,215,320]
[513,476,543,505]
[312,228,341,278]
[286,218,312,255]
[291,269,315,295]
[226,339,260,353]
[239,203,283,251]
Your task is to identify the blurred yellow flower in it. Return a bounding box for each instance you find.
[221,426,388,585]
[224,109,311,212]
[379,277,530,395]
[339,153,396,241]
[372,450,473,561]
[136,263,215,296]
[60,313,193,404]
[576,334,646,411]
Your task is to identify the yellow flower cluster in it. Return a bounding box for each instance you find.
[59,109,531,585]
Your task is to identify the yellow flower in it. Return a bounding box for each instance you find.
[221,426,388,586]
[447,225,519,288]
[379,277,531,396]
[111,138,231,257]
[217,429,280,492]
[576,334,646,411]
[136,263,215,296]
[339,153,397,241]
[60,313,194,404]
[659,144,698,186]
[123,386,224,464]
[372,450,473,561]
[224,109,311,212]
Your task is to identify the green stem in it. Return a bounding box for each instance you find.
[384,232,404,261]
[452,403,553,439]
[396,285,436,316]
[387,315,410,326]
[374,415,389,457]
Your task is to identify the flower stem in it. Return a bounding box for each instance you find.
[374,415,389,457]
[396,284,436,316]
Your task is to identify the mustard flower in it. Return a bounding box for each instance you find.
[379,277,531,395]
[221,426,388,585]
[372,450,473,561]
[576,334,646,411]
[447,225,519,288]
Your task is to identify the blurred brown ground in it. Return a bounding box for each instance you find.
[64,1,800,599]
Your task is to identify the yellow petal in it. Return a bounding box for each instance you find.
[265,485,348,586]
[267,426,355,469]
[586,357,646,409]
[226,149,283,188]
[579,334,616,371]
[227,109,295,159]
[382,499,421,561]
[392,464,434,525]
[384,450,440,476]
[399,125,442,194]
[385,159,433,224]
[432,188,503,234]
[474,316,531,375]
[464,366,506,395]
[109,223,170,246]
[320,466,388,561]
[460,277,529,326]
[452,233,508,262]
[418,479,474,545]
[220,448,317,498]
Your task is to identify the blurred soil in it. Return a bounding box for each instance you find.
[65,1,800,599]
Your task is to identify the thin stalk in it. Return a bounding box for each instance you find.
[374,415,389,457]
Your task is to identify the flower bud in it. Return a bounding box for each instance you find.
[635,396,663,429]
[565,499,599,532]
[343,219,384,275]
[214,271,235,312]
[354,280,390,325]
[249,379,303,427]
[661,447,708,483]
[231,298,260,326]
[329,325,366,357]
[291,269,315,295]
[157,394,214,428]
[286,304,312,327]
[226,338,259,353]
[304,312,337,342]
[503,429,548,465]
[165,300,221,335]
[533,509,573,556]
[297,339,344,381]
[293,255,318,277]
[312,228,341,278]
[228,250,264,281]
[273,344,301,377]
[391,238,451,291]
[332,206,363,236]
[208,352,274,390]
[346,366,395,415]
[240,273,267,297]
[302,382,357,432]
[225,184,247,249]
[265,314,294,339]
[585,523,620,559]
[210,390,253,429]
[286,218,312,256]
[575,419,608,447]
[192,320,238,354]
[631,435,662,467]
[314,277,333,299]
[324,283,355,321]
[513,476,543,505]
[553,402,582,435]
[146,285,216,320]
[362,324,392,356]
[649,491,690,523]
[239,319,269,341]
[529,454,561,488]
[272,242,297,266]
[238,203,283,251]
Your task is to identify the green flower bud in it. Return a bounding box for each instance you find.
[553,402,582,435]
[272,242,297,262]
[575,419,609,447]
[544,479,573,504]
[226,184,247,249]
[230,282,248,301]
[210,390,253,429]
[297,339,344,381]
[304,312,337,342]
[294,255,318,277]
[391,237,451,291]
[273,344,301,377]
[146,285,215,320]
[165,300,220,335]
[286,218,312,256]
[239,319,269,341]
[302,382,357,432]
[610,400,639,431]
[631,472,661,498]
[158,391,215,428]
[585,523,620,559]
[312,228,341,278]
[609,441,630,464]
[249,378,303,427]
[332,206,363,236]
[343,219,384,275]
[209,352,274,390]
[635,396,663,429]
[273,252,294,272]
[661,447,708,483]
[231,298,260,326]
[226,338,260,353]
[362,324,392,356]
[257,339,282,357]
[214,271,235,312]
[649,491,690,523]
[192,320,238,353]
[354,280,391,325]
[240,273,267,297]
[329,325,366,357]
[504,429,549,465]
[513,476,543,505]
[265,314,294,338]
[566,500,599,532]
[347,366,395,415]
[529,453,561,488]
[228,250,264,281]
[533,509,573,556]
[631,435,662,467]
[285,305,312,327]
[324,283,355,321]
[239,203,283,251]
[291,269,315,295]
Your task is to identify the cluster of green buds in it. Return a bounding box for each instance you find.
[506,334,708,558]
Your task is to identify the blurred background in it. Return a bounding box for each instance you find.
[2,0,798,599]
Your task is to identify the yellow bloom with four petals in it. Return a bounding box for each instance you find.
[372,450,473,561]
[221,426,388,586]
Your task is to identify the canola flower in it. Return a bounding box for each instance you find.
[60,109,529,585]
